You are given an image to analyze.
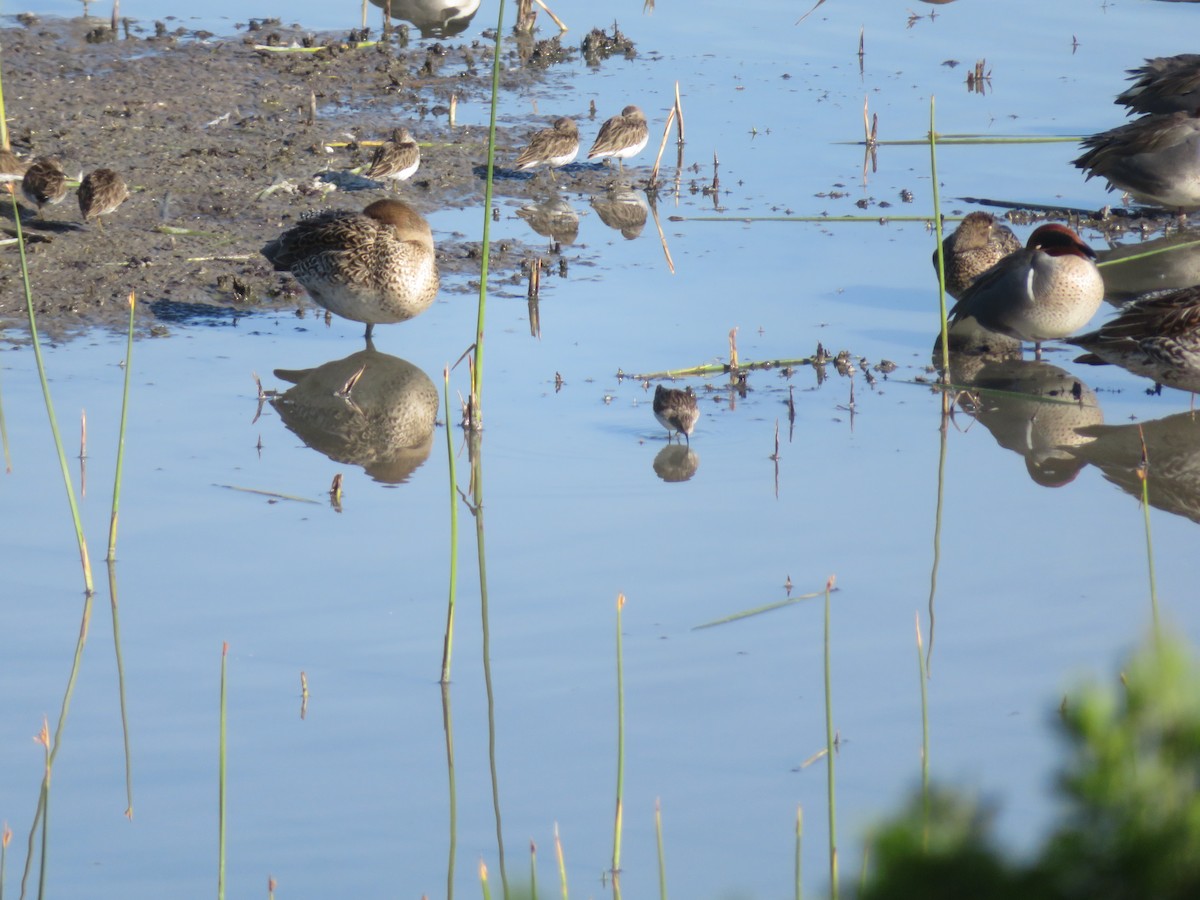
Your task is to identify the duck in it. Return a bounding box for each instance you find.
[653,384,698,445]
[1066,285,1200,395]
[949,224,1104,358]
[262,199,439,340]
[1072,111,1200,214]
[1116,54,1200,116]
[933,211,1022,299]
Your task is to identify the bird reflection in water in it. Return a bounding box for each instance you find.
[516,195,579,247]
[1098,232,1200,303]
[951,356,1103,487]
[653,445,699,483]
[591,189,648,240]
[367,0,481,38]
[1070,412,1200,526]
[270,347,439,484]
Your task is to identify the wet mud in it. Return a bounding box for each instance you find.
[0,15,640,336]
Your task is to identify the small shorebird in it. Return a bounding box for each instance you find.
[514,117,579,176]
[933,211,1022,300]
[587,105,649,169]
[653,384,698,445]
[262,199,439,340]
[1073,112,1200,216]
[77,168,129,229]
[21,157,68,215]
[1067,286,1200,396]
[949,224,1104,358]
[0,149,27,185]
[366,128,421,187]
[1116,54,1200,116]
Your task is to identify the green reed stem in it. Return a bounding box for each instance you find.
[613,594,626,878]
[555,822,568,900]
[1095,239,1200,268]
[107,292,135,561]
[794,805,803,900]
[915,612,930,848]
[930,97,949,378]
[926,415,947,671]
[480,860,492,900]
[218,642,228,900]
[530,840,538,900]
[666,214,945,224]
[823,575,838,899]
[36,722,48,900]
[441,683,458,900]
[107,560,135,819]
[10,189,93,595]
[844,134,1083,146]
[655,799,667,900]
[440,367,459,684]
[471,0,508,426]
[1136,426,1161,644]
[693,589,823,630]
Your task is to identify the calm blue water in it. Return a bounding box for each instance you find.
[3,1,1200,897]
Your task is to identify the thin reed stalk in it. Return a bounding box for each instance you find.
[925,412,948,670]
[665,214,943,224]
[441,683,458,900]
[555,822,568,900]
[612,594,626,879]
[915,612,930,846]
[107,560,135,818]
[107,291,136,561]
[440,367,459,683]
[823,575,838,899]
[843,134,1082,146]
[36,719,49,900]
[655,799,667,900]
[480,860,492,900]
[794,806,802,900]
[530,840,538,899]
[693,589,823,629]
[929,97,949,379]
[470,0,508,428]
[1136,426,1161,643]
[9,190,93,594]
[218,642,228,900]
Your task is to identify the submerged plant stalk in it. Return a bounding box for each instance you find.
[218,642,228,900]
[108,291,136,561]
[930,96,949,379]
[823,575,838,899]
[441,367,459,683]
[613,593,626,879]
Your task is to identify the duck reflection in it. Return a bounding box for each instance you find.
[1098,233,1200,302]
[952,356,1103,487]
[653,444,699,482]
[367,0,481,37]
[591,189,648,240]
[516,195,579,246]
[1071,412,1200,525]
[270,347,439,484]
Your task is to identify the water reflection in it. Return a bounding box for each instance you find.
[1098,233,1200,302]
[1071,412,1200,525]
[270,347,439,483]
[367,0,481,38]
[953,357,1102,487]
[590,189,648,240]
[653,444,699,482]
[516,195,579,246]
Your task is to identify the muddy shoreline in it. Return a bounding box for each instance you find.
[0,14,640,338]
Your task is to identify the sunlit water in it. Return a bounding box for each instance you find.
[4,0,1200,897]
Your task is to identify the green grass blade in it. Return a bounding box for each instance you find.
[441,367,459,684]
[107,291,136,561]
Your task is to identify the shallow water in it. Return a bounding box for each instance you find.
[5,1,1200,898]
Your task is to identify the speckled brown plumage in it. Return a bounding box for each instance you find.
[1116,55,1200,116]
[653,384,698,445]
[1068,286,1200,394]
[21,156,67,214]
[77,168,129,228]
[0,149,27,184]
[933,211,1022,299]
[262,199,439,339]
[366,128,421,186]
[587,105,649,166]
[514,117,580,171]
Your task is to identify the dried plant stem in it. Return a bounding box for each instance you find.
[795,806,803,900]
[612,593,627,879]
[533,0,567,31]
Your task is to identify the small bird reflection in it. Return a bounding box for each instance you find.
[591,189,648,240]
[952,356,1103,487]
[367,0,481,37]
[516,195,579,246]
[653,444,699,483]
[270,347,439,484]
[1070,411,1200,525]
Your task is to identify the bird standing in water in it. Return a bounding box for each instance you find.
[653,384,699,445]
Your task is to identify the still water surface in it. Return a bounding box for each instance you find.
[4,0,1200,897]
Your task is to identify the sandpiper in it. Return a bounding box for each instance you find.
[933,211,1022,299]
[77,168,129,229]
[1073,112,1200,215]
[514,117,579,175]
[949,224,1105,358]
[587,105,649,169]
[1067,286,1200,395]
[0,149,27,185]
[653,384,698,445]
[262,199,439,340]
[366,128,421,187]
[21,157,68,215]
[1116,54,1200,116]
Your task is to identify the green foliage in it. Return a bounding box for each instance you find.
[858,639,1200,900]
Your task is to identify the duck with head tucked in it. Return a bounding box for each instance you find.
[1116,54,1200,116]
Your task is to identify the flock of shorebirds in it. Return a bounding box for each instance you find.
[1,150,130,228]
[938,53,1200,399]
